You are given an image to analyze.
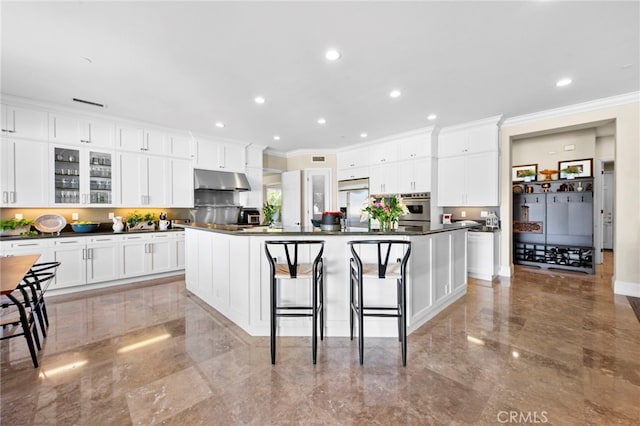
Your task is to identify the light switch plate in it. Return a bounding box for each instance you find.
[15,213,23,220]
[461,211,466,218]
[108,212,114,219]
[480,211,488,218]
[72,212,79,221]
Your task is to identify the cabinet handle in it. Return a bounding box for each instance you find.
[9,192,16,203]
[15,243,38,247]
[82,248,86,260]
[2,192,7,203]
[148,243,153,254]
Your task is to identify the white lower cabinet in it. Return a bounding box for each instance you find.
[467,231,500,281]
[51,236,120,289]
[121,232,184,278]
[0,239,53,262]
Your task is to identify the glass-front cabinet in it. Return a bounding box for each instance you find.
[52,145,114,206]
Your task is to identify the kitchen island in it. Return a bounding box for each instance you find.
[179,223,472,337]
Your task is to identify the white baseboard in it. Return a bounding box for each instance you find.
[499,265,512,277]
[614,279,640,297]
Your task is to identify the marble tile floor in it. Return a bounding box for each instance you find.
[1,252,638,425]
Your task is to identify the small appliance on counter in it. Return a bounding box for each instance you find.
[442,214,452,224]
[238,207,261,225]
[320,211,343,231]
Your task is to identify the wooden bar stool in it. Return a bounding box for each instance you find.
[265,240,325,364]
[348,240,411,366]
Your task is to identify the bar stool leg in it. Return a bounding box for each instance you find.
[312,273,318,364]
[401,276,407,367]
[349,265,354,341]
[270,274,277,365]
[319,264,324,341]
[358,275,365,365]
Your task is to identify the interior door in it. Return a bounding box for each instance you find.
[281,170,301,227]
[603,171,614,249]
[304,168,332,224]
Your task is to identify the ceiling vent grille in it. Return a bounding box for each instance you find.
[312,155,325,162]
[72,98,105,108]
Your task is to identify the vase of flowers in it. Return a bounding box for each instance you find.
[361,194,409,232]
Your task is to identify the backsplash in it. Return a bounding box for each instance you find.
[442,206,500,222]
[0,208,192,224]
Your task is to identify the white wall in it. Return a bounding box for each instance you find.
[512,128,596,173]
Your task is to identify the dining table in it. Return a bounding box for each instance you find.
[1,254,40,295]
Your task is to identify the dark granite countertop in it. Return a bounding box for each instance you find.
[0,225,183,241]
[176,222,477,236]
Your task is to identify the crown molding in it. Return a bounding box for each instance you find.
[264,148,287,158]
[284,148,337,158]
[336,125,437,152]
[439,115,503,134]
[502,92,640,127]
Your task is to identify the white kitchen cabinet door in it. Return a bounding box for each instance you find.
[171,159,193,207]
[194,139,244,171]
[170,132,195,159]
[118,153,148,206]
[184,230,198,293]
[438,131,468,158]
[337,165,369,181]
[467,231,499,281]
[220,143,245,172]
[370,163,398,195]
[466,124,499,155]
[149,234,172,274]
[0,239,53,261]
[121,235,149,278]
[147,156,170,206]
[465,152,499,206]
[433,232,452,304]
[337,147,370,170]
[240,166,263,209]
[245,145,264,168]
[437,156,466,206]
[86,238,120,283]
[397,158,430,193]
[398,134,430,160]
[369,141,397,164]
[175,234,185,269]
[50,114,115,148]
[452,230,467,292]
[52,239,87,289]
[1,138,49,207]
[117,124,145,152]
[144,129,169,156]
[1,104,48,141]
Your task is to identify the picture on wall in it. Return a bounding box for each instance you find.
[558,158,593,178]
[512,164,538,182]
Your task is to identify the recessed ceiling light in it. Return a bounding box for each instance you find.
[427,114,437,120]
[389,90,402,98]
[360,133,368,138]
[273,135,280,140]
[325,49,341,61]
[556,78,572,87]
[215,122,225,128]
[254,96,265,104]
[317,118,326,124]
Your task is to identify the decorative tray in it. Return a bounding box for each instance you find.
[34,214,67,234]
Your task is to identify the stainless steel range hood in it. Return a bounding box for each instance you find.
[194,168,251,191]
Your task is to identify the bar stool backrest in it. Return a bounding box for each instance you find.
[348,240,411,278]
[264,240,325,279]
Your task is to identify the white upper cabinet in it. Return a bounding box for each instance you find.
[397,157,431,193]
[438,118,500,158]
[337,146,370,170]
[170,132,195,159]
[194,139,245,173]
[50,113,115,148]
[437,152,498,206]
[117,124,169,155]
[398,134,431,160]
[171,158,194,207]
[1,138,49,207]
[118,152,170,207]
[245,145,264,169]
[1,104,48,141]
[370,141,398,164]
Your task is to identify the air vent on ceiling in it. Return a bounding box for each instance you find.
[312,155,326,162]
[72,98,105,108]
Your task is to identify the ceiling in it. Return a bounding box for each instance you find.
[2,1,638,153]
